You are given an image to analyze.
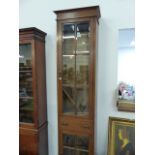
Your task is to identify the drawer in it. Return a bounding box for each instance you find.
[78,120,92,130]
[60,117,93,133]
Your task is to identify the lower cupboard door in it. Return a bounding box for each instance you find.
[63,134,90,155]
[63,149,89,155]
[64,148,76,155]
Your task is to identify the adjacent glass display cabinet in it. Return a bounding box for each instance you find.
[54,6,100,155]
[19,27,48,155]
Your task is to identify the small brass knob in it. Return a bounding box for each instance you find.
[58,77,62,80]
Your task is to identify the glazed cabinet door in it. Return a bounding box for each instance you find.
[59,21,92,117]
[56,6,100,155]
[19,27,48,155]
[61,133,91,155]
[19,43,34,124]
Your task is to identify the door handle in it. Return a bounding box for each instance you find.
[62,122,68,126]
[81,125,90,129]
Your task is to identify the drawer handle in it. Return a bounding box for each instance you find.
[62,122,68,126]
[58,77,62,80]
[82,125,90,129]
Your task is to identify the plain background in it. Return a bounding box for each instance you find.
[1,0,155,155]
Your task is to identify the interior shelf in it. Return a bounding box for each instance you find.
[64,146,89,152]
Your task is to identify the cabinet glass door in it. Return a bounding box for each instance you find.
[63,134,89,155]
[19,44,34,123]
[62,22,90,116]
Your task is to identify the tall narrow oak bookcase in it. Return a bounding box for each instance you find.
[19,27,48,155]
[54,6,100,155]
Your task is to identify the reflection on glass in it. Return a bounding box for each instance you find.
[62,22,90,116]
[76,55,89,115]
[76,151,88,155]
[77,22,89,54]
[76,55,89,85]
[62,55,76,114]
[19,44,34,123]
[19,98,34,123]
[76,88,88,115]
[63,134,75,147]
[63,134,89,155]
[63,55,75,85]
[63,87,76,115]
[76,136,89,150]
[63,24,75,55]
[64,148,75,155]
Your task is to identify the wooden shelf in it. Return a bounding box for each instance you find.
[117,99,135,112]
[64,146,89,152]
[63,112,89,116]
[19,96,33,99]
[19,66,32,69]
[63,84,88,88]
[19,70,32,73]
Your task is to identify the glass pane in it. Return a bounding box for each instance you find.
[76,55,89,115]
[19,44,34,123]
[62,23,90,116]
[76,55,89,85]
[76,87,88,115]
[117,28,135,102]
[63,24,75,55]
[19,98,34,123]
[63,134,89,155]
[62,55,76,115]
[63,86,76,115]
[63,55,75,85]
[76,151,88,155]
[76,136,89,150]
[63,134,76,147]
[76,22,90,54]
[64,148,75,155]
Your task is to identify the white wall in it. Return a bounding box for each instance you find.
[118,47,135,85]
[19,0,135,155]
